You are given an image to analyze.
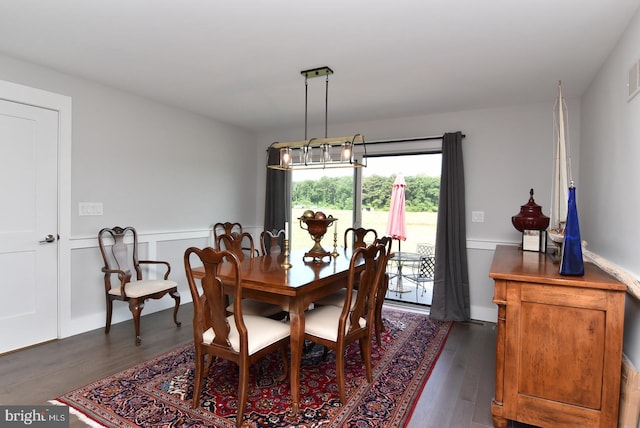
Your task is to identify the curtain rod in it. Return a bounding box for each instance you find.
[363,134,466,145]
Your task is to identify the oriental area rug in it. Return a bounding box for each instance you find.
[53,308,452,428]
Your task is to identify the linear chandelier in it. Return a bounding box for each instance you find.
[267,66,367,171]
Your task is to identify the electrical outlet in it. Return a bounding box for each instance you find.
[472,211,484,223]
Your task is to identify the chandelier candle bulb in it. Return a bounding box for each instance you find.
[285,222,288,240]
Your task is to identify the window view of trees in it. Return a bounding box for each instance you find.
[292,174,440,212]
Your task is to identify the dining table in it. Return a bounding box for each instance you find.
[191,247,362,414]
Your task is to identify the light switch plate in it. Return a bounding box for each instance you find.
[472,211,484,223]
[79,202,103,216]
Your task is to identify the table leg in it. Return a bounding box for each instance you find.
[388,261,411,294]
[288,301,305,414]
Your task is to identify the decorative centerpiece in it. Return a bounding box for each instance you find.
[512,189,549,252]
[299,210,336,262]
[511,189,550,232]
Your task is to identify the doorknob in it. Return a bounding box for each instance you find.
[39,234,56,243]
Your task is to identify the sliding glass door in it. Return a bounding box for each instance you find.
[290,168,354,251]
[290,153,441,252]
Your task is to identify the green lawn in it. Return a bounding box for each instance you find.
[290,208,437,253]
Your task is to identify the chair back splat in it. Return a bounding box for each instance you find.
[98,226,181,345]
[260,229,285,256]
[213,222,243,249]
[216,232,258,261]
[344,227,378,249]
[184,247,290,427]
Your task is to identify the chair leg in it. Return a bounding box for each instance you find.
[191,348,204,409]
[361,337,373,383]
[237,363,250,427]
[105,297,113,334]
[322,345,330,360]
[169,289,182,327]
[335,350,346,404]
[276,344,289,382]
[375,276,388,346]
[129,299,144,345]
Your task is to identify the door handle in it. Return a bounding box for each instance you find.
[39,234,56,243]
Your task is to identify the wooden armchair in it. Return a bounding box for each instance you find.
[184,247,290,426]
[98,226,181,345]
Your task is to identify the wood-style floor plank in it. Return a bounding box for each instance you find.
[0,303,519,427]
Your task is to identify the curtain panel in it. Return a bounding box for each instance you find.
[264,147,288,233]
[430,131,470,321]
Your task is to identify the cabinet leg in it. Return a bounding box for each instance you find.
[492,415,508,428]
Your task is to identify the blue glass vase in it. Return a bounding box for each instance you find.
[559,184,584,276]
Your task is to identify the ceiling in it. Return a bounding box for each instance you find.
[1,0,639,133]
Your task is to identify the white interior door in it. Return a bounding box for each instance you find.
[0,99,59,354]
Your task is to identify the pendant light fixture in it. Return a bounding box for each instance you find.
[267,66,367,170]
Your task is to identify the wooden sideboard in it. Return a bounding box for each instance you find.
[490,245,626,427]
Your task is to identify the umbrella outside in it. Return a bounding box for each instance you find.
[386,174,407,252]
[385,175,412,293]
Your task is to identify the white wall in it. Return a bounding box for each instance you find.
[580,6,640,366]
[254,100,582,322]
[0,54,260,236]
[0,53,262,336]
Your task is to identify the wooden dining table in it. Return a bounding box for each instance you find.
[191,247,362,414]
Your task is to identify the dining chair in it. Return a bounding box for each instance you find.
[343,227,378,249]
[406,243,435,299]
[373,236,394,345]
[184,247,290,427]
[98,226,181,345]
[316,227,379,309]
[216,231,260,260]
[303,242,387,404]
[315,236,392,346]
[213,222,242,249]
[217,232,285,318]
[259,229,285,256]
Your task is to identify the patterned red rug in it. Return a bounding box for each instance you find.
[53,308,452,427]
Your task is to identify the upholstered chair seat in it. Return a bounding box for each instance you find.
[108,279,178,298]
[202,315,290,355]
[304,305,366,341]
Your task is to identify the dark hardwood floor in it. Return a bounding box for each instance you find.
[0,302,530,428]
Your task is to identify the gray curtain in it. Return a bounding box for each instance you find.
[264,147,289,232]
[430,131,470,321]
